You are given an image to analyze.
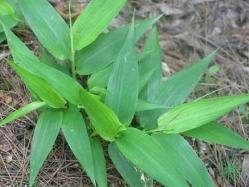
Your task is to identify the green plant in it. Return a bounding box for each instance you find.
[1,0,249,186]
[0,0,21,43]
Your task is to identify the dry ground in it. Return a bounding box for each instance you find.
[1,0,249,186]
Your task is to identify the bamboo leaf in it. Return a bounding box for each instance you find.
[0,0,15,16]
[0,101,46,127]
[136,100,167,112]
[11,63,66,108]
[62,106,95,185]
[108,143,144,187]
[137,27,163,124]
[0,32,5,43]
[139,27,162,100]
[105,20,139,125]
[29,110,62,186]
[0,15,18,32]
[115,128,189,187]
[73,0,126,50]
[91,137,108,187]
[1,26,83,105]
[39,48,69,74]
[79,91,126,141]
[86,27,163,93]
[19,0,71,60]
[184,122,249,150]
[152,133,214,187]
[89,87,107,98]
[3,26,125,141]
[88,65,113,89]
[6,0,23,22]
[139,51,216,129]
[138,62,157,94]
[158,94,249,133]
[75,17,160,75]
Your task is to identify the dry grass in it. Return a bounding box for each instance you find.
[1,0,249,186]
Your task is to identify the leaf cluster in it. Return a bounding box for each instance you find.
[1,0,249,186]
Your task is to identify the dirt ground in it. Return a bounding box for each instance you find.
[1,0,249,186]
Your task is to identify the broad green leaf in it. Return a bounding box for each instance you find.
[138,62,157,93]
[62,106,95,185]
[0,32,5,43]
[87,39,162,92]
[115,128,189,187]
[7,0,23,21]
[88,65,113,89]
[184,122,249,150]
[136,100,167,112]
[105,21,139,125]
[75,17,160,75]
[89,87,107,99]
[19,0,71,60]
[91,137,108,187]
[87,46,160,91]
[0,101,46,127]
[138,51,216,129]
[0,0,14,16]
[1,26,82,104]
[3,27,124,141]
[73,0,126,50]
[11,63,66,108]
[0,15,18,32]
[39,47,69,74]
[137,27,163,124]
[158,94,249,133]
[79,91,126,141]
[152,133,214,187]
[29,110,62,186]
[108,143,144,187]
[139,27,162,101]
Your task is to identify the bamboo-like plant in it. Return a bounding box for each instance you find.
[1,0,249,186]
[0,0,20,43]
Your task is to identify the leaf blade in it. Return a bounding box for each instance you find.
[108,143,144,187]
[0,0,15,16]
[158,94,249,133]
[184,122,249,150]
[19,0,71,60]
[136,100,167,112]
[91,137,108,187]
[0,15,18,32]
[105,20,139,125]
[75,17,160,75]
[29,110,62,186]
[138,51,216,129]
[152,133,214,187]
[115,128,189,187]
[79,91,125,141]
[11,63,66,108]
[87,65,113,89]
[62,106,95,185]
[3,26,125,141]
[138,27,162,100]
[0,101,46,127]
[73,0,126,50]
[0,32,5,43]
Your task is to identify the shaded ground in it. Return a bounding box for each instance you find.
[1,0,249,186]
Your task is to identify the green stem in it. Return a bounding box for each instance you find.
[69,0,76,79]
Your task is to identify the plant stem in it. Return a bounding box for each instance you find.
[69,0,76,79]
